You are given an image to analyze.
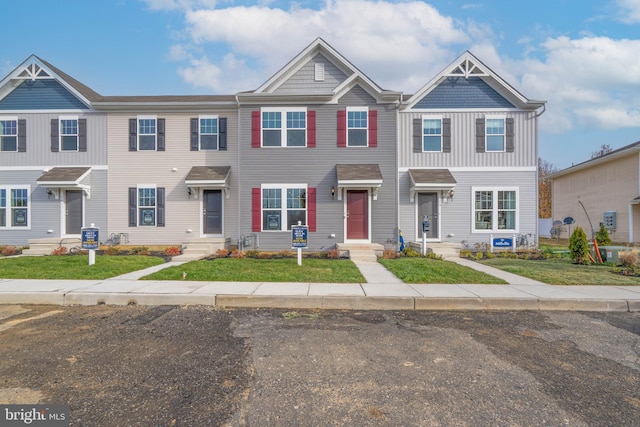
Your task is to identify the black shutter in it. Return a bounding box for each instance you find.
[128,187,137,227]
[78,118,87,152]
[505,118,514,152]
[157,118,165,151]
[475,118,485,153]
[219,117,227,151]
[413,118,422,153]
[157,187,165,227]
[190,118,199,151]
[51,119,59,152]
[129,119,137,151]
[17,119,26,152]
[442,118,451,153]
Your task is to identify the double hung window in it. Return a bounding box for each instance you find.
[60,116,79,151]
[138,117,157,151]
[138,187,156,226]
[485,116,505,152]
[347,107,368,147]
[199,116,218,150]
[262,185,307,231]
[262,108,307,147]
[422,117,442,152]
[0,118,17,152]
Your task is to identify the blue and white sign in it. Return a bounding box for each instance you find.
[291,226,308,248]
[81,227,100,250]
[493,237,513,248]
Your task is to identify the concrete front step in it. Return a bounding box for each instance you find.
[410,242,460,258]
[337,243,384,259]
[347,249,378,262]
[23,237,82,256]
[180,237,230,260]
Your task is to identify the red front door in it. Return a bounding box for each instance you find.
[347,190,368,240]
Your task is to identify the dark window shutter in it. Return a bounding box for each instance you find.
[17,119,26,152]
[368,110,377,147]
[251,111,261,148]
[307,187,316,232]
[129,119,137,151]
[442,118,451,153]
[128,187,137,227]
[78,118,87,152]
[252,188,261,232]
[337,110,346,147]
[505,118,514,152]
[475,118,485,153]
[219,117,227,151]
[190,118,198,151]
[157,187,165,227]
[157,118,165,151]
[413,118,422,153]
[307,110,316,148]
[50,119,59,152]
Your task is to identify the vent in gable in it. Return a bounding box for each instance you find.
[314,63,325,82]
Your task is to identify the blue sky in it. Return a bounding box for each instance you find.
[1,0,640,170]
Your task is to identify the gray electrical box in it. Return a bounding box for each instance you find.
[603,211,617,231]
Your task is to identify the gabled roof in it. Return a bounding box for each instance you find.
[403,50,545,111]
[548,141,640,179]
[239,37,401,104]
[0,55,102,107]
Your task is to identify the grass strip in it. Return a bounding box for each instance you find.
[379,257,507,284]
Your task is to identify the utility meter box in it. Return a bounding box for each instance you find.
[603,211,617,231]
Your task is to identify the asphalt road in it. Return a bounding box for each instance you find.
[0,305,638,426]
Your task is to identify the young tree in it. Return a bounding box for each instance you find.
[595,224,612,247]
[569,226,590,264]
[538,157,557,218]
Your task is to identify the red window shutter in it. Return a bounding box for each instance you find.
[337,110,346,147]
[307,110,316,148]
[368,110,377,147]
[307,188,316,232]
[252,188,261,231]
[251,111,261,148]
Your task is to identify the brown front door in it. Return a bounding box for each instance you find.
[347,190,368,240]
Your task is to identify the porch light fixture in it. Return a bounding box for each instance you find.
[331,186,336,200]
[187,187,192,197]
[448,189,454,200]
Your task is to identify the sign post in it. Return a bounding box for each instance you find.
[422,214,429,257]
[291,221,308,266]
[81,223,99,266]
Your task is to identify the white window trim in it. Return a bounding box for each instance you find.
[198,114,219,151]
[137,115,157,151]
[485,115,506,153]
[422,115,443,153]
[59,115,79,152]
[0,185,31,229]
[137,184,157,227]
[471,186,519,233]
[261,107,308,148]
[0,116,18,152]
[261,183,308,232]
[346,106,369,147]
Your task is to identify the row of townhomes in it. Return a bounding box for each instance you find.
[0,38,545,258]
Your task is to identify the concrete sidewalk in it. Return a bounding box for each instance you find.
[0,257,639,311]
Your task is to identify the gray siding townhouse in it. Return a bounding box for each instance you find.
[237,38,401,252]
[0,55,108,250]
[398,51,546,251]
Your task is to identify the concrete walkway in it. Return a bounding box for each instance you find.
[0,257,639,312]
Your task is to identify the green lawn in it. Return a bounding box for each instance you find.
[142,258,366,283]
[0,255,165,280]
[378,257,508,284]
[479,257,640,285]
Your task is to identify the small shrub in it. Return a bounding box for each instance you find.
[595,224,612,247]
[231,249,245,258]
[278,249,294,258]
[382,249,399,259]
[312,251,328,259]
[215,248,229,258]
[130,246,150,255]
[459,249,471,258]
[164,246,182,257]
[104,246,120,256]
[569,226,590,264]
[403,247,420,257]
[327,249,340,259]
[485,252,495,259]
[51,246,68,256]
[1,245,17,256]
[424,252,443,260]
[257,252,272,259]
[245,249,259,258]
[618,251,638,268]
[473,252,485,260]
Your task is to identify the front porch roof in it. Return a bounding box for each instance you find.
[36,167,91,198]
[336,164,383,188]
[408,169,457,202]
[185,166,231,198]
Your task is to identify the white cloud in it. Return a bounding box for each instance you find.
[616,0,640,23]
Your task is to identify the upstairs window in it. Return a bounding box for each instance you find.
[0,119,17,152]
[486,117,505,152]
[261,108,307,147]
[60,117,78,151]
[347,107,368,147]
[423,117,442,152]
[200,116,218,150]
[138,117,157,151]
[129,117,164,151]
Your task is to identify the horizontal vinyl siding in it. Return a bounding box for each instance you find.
[107,112,239,246]
[552,154,639,242]
[274,54,348,94]
[399,170,537,246]
[238,88,397,251]
[0,113,107,167]
[399,111,537,168]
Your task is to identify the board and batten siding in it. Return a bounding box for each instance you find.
[398,170,537,246]
[107,112,239,246]
[398,111,538,168]
[552,153,640,243]
[237,86,398,251]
